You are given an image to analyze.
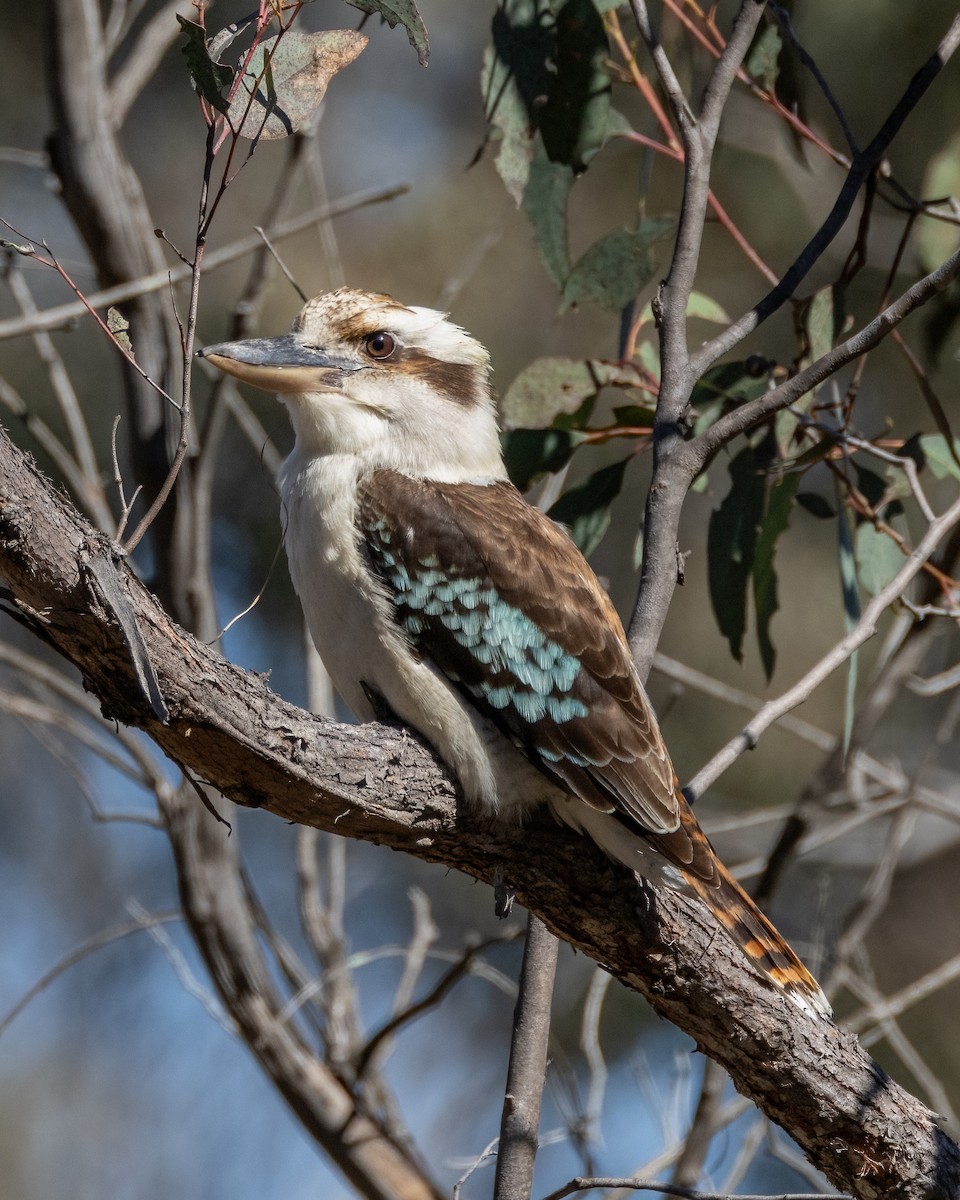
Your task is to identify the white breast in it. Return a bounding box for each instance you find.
[278,451,530,811]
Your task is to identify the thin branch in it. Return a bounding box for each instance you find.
[541,1180,845,1200]
[847,952,960,1037]
[578,967,611,1153]
[0,185,409,342]
[669,1059,728,1189]
[2,259,113,530]
[690,242,960,468]
[356,932,516,1080]
[494,913,559,1200]
[691,14,960,380]
[685,490,960,800]
[0,909,182,1037]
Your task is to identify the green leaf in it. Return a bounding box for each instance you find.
[611,404,656,428]
[796,491,836,519]
[524,143,574,285]
[803,285,837,365]
[919,433,960,482]
[561,221,674,312]
[178,16,234,113]
[228,30,367,140]
[852,462,887,510]
[855,523,904,597]
[502,427,586,490]
[501,357,649,430]
[745,24,781,90]
[690,360,770,433]
[537,0,613,170]
[708,443,768,662]
[837,500,860,755]
[752,473,799,680]
[481,1,548,204]
[686,291,731,325]
[344,0,429,64]
[548,457,629,556]
[917,131,960,273]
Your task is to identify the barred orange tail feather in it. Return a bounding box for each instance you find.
[684,860,831,1017]
[548,794,831,1017]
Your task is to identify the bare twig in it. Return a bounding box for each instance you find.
[541,1180,845,1200]
[0,909,182,1037]
[494,913,560,1200]
[691,14,960,379]
[0,185,409,343]
[669,1059,728,1189]
[686,490,960,799]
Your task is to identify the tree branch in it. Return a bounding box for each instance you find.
[2,425,959,1199]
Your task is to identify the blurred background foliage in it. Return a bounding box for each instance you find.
[2,1,960,1197]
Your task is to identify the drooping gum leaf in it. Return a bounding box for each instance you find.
[690,361,770,434]
[481,2,547,204]
[536,0,612,170]
[229,30,367,140]
[919,433,960,482]
[796,491,836,519]
[804,285,836,364]
[855,523,904,597]
[708,443,767,663]
[745,23,781,90]
[851,461,887,510]
[836,499,860,755]
[502,428,586,491]
[548,457,630,556]
[561,221,674,313]
[916,131,960,273]
[752,473,799,680]
[344,0,429,65]
[178,16,234,113]
[686,291,732,324]
[501,357,649,430]
[524,144,574,285]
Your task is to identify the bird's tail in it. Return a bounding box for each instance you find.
[682,852,831,1018]
[549,795,831,1018]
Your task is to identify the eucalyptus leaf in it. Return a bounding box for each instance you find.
[502,428,586,491]
[745,23,781,90]
[501,357,648,430]
[344,0,429,65]
[919,433,960,482]
[916,131,960,273]
[537,0,612,170]
[548,457,630,556]
[524,144,574,285]
[708,443,768,663]
[686,291,731,325]
[855,523,904,596]
[228,30,367,140]
[178,16,234,113]
[796,491,837,520]
[753,474,799,680]
[561,221,674,312]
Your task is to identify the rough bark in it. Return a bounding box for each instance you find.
[2,424,958,1200]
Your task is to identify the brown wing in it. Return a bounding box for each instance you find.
[357,470,680,835]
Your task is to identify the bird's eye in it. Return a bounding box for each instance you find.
[365,332,396,360]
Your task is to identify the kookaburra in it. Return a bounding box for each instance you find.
[200,288,829,1017]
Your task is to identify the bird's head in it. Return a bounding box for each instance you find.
[199,288,506,482]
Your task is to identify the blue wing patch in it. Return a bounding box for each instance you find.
[365,516,589,728]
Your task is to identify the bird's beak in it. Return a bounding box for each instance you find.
[198,335,363,394]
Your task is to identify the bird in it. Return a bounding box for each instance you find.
[200,287,830,1018]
